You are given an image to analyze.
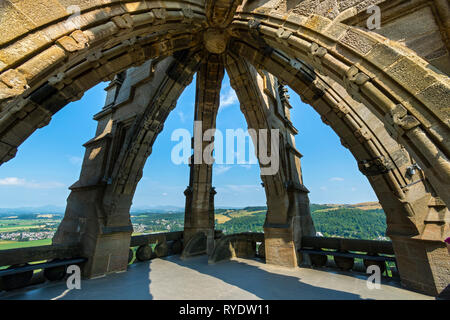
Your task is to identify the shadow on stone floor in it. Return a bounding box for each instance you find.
[302,263,405,291]
[166,256,365,300]
[0,262,154,300]
[437,284,450,300]
[1,255,433,300]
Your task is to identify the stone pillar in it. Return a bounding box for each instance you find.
[262,83,315,268]
[53,70,135,278]
[184,54,224,245]
[183,0,238,252]
[183,164,218,245]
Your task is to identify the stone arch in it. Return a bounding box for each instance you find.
[0,0,207,163]
[53,50,202,277]
[225,51,449,293]
[227,44,439,238]
[0,0,448,295]
[0,2,448,208]
[225,53,315,268]
[228,9,450,208]
[183,52,225,245]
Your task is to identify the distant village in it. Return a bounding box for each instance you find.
[0,231,55,242]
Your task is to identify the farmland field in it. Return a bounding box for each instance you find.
[0,202,389,252]
[0,239,52,250]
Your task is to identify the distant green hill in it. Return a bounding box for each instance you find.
[213,205,387,240]
[242,206,267,212]
[312,208,386,239]
[217,211,266,234]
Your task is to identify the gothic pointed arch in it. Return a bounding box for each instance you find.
[0,0,448,295]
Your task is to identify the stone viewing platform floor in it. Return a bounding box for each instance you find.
[0,255,433,300]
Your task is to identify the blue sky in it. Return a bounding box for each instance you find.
[0,73,377,208]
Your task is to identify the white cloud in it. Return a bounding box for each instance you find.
[220,88,238,109]
[68,156,83,165]
[177,111,186,123]
[224,184,261,192]
[0,177,25,186]
[330,177,345,181]
[0,177,65,189]
[215,166,232,175]
[162,193,168,196]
